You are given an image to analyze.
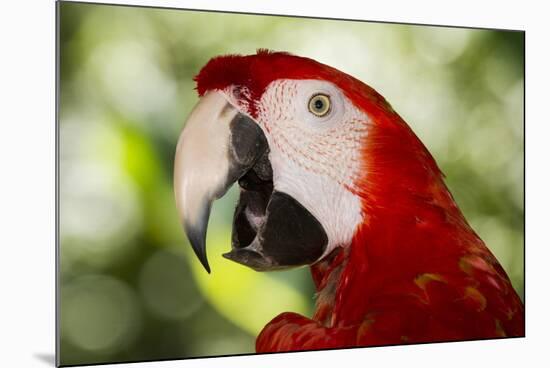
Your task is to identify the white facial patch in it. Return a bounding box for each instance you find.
[250,79,371,258]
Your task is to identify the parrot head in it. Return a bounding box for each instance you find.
[174,50,447,273]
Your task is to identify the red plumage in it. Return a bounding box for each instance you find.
[194,49,390,118]
[195,50,524,352]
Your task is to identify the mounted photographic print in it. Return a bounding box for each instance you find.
[57,1,525,366]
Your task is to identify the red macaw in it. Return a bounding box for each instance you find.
[173,50,524,352]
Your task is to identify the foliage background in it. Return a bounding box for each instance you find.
[58,2,524,365]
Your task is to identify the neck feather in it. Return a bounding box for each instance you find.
[310,176,484,327]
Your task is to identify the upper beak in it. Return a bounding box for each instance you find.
[175,91,328,273]
[174,92,268,273]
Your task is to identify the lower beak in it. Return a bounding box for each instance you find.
[174,91,327,273]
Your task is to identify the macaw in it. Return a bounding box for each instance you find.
[173,50,524,352]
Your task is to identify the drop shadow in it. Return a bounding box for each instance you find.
[34,353,56,366]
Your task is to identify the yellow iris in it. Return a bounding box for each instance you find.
[308,93,331,117]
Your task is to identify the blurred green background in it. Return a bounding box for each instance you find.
[58,2,524,365]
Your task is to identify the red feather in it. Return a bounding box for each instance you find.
[194,50,392,118]
[195,51,524,352]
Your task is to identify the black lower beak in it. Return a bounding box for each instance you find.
[225,191,328,271]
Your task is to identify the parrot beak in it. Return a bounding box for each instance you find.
[174,91,268,273]
[174,91,327,273]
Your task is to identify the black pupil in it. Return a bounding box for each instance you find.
[314,98,324,110]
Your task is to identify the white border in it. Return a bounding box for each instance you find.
[1,0,548,367]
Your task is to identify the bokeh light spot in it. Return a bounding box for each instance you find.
[139,249,204,320]
[61,275,141,353]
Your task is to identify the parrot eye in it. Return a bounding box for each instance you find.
[308,94,331,117]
